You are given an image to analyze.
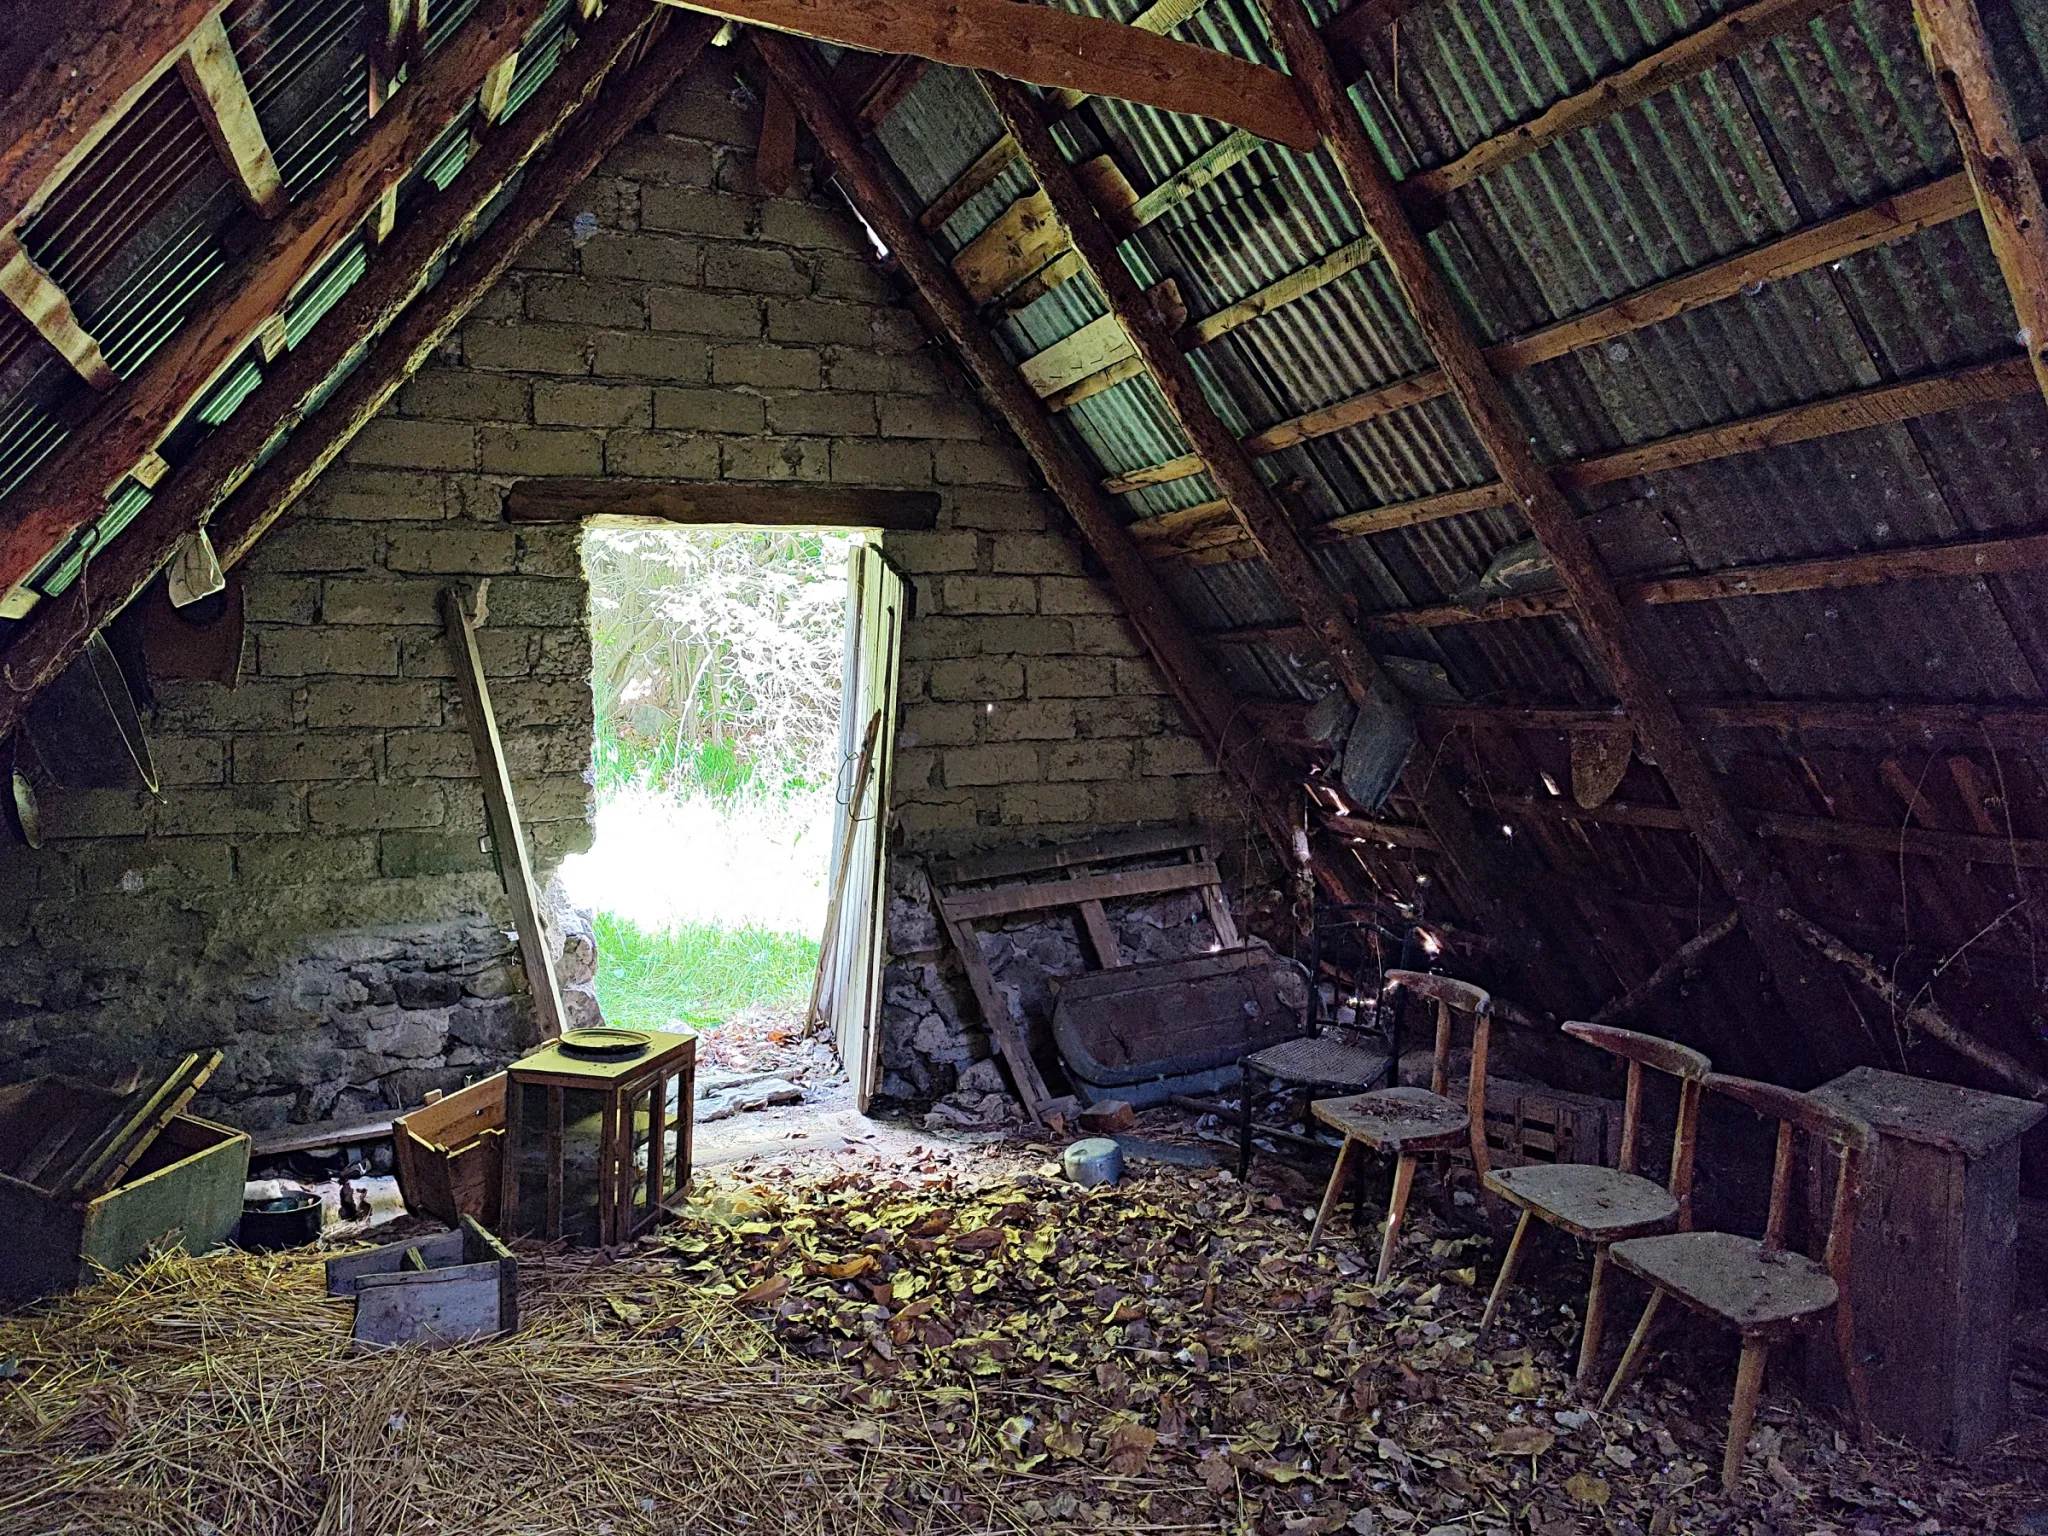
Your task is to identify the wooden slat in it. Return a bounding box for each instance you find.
[952,187,1065,305]
[0,0,551,598]
[932,825,1209,885]
[1402,0,1845,214]
[478,50,522,121]
[177,12,287,218]
[0,232,115,388]
[1914,0,2048,410]
[1325,812,1440,850]
[855,55,930,127]
[756,71,798,194]
[668,0,1318,149]
[65,1051,225,1200]
[505,479,941,528]
[0,0,226,230]
[919,132,1020,232]
[1262,0,1858,1076]
[752,32,1306,874]
[1018,279,1181,397]
[0,3,707,747]
[442,586,569,1040]
[942,858,1224,922]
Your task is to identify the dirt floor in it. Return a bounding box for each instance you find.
[4,1040,2046,1535]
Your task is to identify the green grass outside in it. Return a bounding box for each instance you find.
[592,910,820,1033]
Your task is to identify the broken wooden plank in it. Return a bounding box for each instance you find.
[1588,911,1742,1025]
[442,586,569,1041]
[941,858,1224,923]
[178,12,288,217]
[0,231,115,388]
[667,0,1319,148]
[504,479,942,528]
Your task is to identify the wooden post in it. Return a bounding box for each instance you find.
[442,588,569,1041]
[1914,0,2048,409]
[746,30,1302,866]
[0,4,715,745]
[982,72,1554,957]
[1257,0,1858,1079]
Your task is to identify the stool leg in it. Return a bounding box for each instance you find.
[1237,1064,1255,1181]
[1308,1136,1361,1250]
[1833,1296,1875,1451]
[1477,1207,1533,1343]
[1601,1287,1665,1408]
[1374,1152,1417,1285]
[1574,1246,1613,1393]
[1722,1336,1769,1492]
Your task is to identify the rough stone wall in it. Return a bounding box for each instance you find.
[0,53,1245,1125]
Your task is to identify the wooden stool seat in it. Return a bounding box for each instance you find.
[1314,1086,1469,1153]
[1609,1230,1840,1334]
[1485,1163,1679,1242]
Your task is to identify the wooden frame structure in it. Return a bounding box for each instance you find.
[928,827,1241,1124]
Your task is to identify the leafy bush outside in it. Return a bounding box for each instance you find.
[562,527,855,1032]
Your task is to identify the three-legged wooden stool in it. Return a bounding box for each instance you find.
[1307,970,1491,1284]
[1602,1073,1874,1490]
[1479,1020,1711,1390]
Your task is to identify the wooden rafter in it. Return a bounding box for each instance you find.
[983,70,1558,958]
[665,0,1317,149]
[0,0,549,601]
[1914,0,2048,409]
[0,4,708,746]
[1259,0,1856,1078]
[0,231,115,388]
[745,31,1311,876]
[178,12,287,218]
[0,0,226,231]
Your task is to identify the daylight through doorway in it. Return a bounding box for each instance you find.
[563,525,854,1039]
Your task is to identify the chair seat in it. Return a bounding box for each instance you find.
[1244,1035,1390,1090]
[1313,1086,1468,1152]
[1609,1230,1839,1333]
[1485,1163,1679,1241]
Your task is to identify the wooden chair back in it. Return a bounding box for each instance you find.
[1384,970,1492,1175]
[1562,1022,1711,1229]
[1703,1072,1871,1276]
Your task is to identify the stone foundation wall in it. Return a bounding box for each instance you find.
[0,52,1247,1126]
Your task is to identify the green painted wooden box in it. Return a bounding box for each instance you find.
[0,1077,251,1303]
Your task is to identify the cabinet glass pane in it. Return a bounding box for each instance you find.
[662,1072,683,1195]
[513,1082,551,1236]
[561,1086,606,1247]
[631,1088,651,1211]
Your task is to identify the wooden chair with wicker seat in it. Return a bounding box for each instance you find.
[1600,1073,1874,1491]
[1476,1021,1712,1391]
[1305,970,1491,1284]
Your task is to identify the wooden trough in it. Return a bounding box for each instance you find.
[392,1074,505,1229]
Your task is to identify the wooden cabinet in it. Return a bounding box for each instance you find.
[1807,1066,2044,1458]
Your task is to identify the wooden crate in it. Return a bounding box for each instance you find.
[392,1074,505,1229]
[325,1216,518,1348]
[0,1078,249,1302]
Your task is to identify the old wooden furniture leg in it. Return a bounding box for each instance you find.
[1576,1247,1615,1392]
[1376,1152,1418,1285]
[1308,1135,1363,1249]
[1478,1207,1535,1341]
[1238,1061,1257,1180]
[1724,1336,1770,1490]
[1602,1288,1665,1407]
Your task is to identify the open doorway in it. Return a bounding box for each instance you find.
[561,525,903,1138]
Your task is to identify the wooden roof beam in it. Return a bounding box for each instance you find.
[983,69,1568,962]
[664,0,1317,149]
[0,4,711,747]
[0,0,226,231]
[0,0,550,599]
[1261,0,1857,1080]
[744,29,1311,877]
[1915,0,2048,410]
[178,12,288,218]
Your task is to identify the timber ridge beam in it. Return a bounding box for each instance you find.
[0,3,716,745]
[745,28,1317,888]
[982,69,1576,970]
[1259,0,1858,1080]
[0,0,552,601]
[505,480,942,529]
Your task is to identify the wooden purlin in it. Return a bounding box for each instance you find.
[0,0,552,599]
[983,71,1566,964]
[1914,0,2048,410]
[746,30,1306,869]
[178,12,287,218]
[1258,0,1857,1081]
[0,3,710,746]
